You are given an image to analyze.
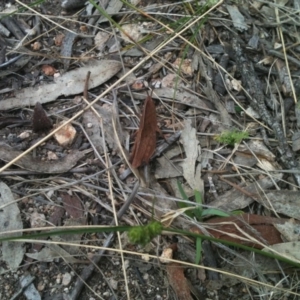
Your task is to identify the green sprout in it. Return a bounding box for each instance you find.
[215,129,249,146]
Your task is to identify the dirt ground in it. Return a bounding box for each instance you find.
[0,0,300,299]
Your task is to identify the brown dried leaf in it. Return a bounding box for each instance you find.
[48,206,65,226]
[166,263,192,300]
[130,95,159,168]
[60,192,84,219]
[194,214,295,249]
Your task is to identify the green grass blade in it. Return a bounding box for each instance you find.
[193,189,203,219]
[177,180,189,201]
[177,180,194,218]
[195,237,202,264]
[201,208,230,217]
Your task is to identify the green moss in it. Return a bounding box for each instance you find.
[215,129,249,146]
[128,221,163,246]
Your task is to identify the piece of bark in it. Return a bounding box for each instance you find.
[60,31,77,70]
[214,53,229,95]
[0,17,25,40]
[0,116,30,129]
[198,55,232,129]
[232,38,300,186]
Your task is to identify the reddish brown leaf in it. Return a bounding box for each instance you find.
[166,262,193,300]
[192,214,300,249]
[130,94,160,168]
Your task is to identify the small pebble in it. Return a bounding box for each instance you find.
[109,278,118,290]
[62,273,72,286]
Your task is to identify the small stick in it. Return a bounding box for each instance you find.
[83,71,91,100]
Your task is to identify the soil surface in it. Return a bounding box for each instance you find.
[0,0,300,299]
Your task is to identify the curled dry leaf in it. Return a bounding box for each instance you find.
[32,102,53,132]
